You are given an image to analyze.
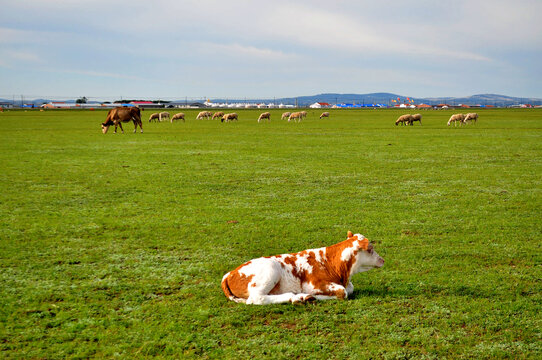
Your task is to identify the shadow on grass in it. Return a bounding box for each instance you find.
[351,283,498,300]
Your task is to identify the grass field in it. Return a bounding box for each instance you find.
[0,108,540,359]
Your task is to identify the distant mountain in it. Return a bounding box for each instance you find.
[206,93,542,106]
[2,93,541,107]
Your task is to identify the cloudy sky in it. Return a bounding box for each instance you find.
[1,0,541,100]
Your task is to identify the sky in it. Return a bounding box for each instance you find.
[1,0,541,101]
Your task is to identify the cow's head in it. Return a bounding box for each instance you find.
[347,231,385,273]
[101,120,113,134]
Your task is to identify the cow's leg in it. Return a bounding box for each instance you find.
[117,122,124,133]
[242,261,316,305]
[312,283,349,301]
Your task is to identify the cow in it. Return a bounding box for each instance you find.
[300,111,308,120]
[159,111,170,122]
[212,111,225,120]
[102,107,142,134]
[408,113,422,125]
[258,112,271,123]
[448,113,465,126]
[395,114,413,126]
[149,113,160,122]
[171,113,185,122]
[464,113,478,124]
[221,113,238,122]
[222,231,384,305]
[281,112,291,120]
[319,112,329,119]
[288,112,302,122]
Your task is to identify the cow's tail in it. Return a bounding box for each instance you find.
[221,273,246,304]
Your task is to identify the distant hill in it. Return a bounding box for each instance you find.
[207,93,542,107]
[2,93,541,107]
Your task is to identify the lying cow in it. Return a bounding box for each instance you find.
[171,113,185,122]
[102,107,142,134]
[258,112,271,123]
[221,231,384,305]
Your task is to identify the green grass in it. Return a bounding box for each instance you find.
[0,108,540,359]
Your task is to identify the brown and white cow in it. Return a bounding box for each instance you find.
[258,112,271,123]
[281,112,291,120]
[102,107,142,134]
[221,231,384,305]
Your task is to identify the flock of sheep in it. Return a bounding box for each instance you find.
[147,110,330,123]
[147,110,478,126]
[396,112,479,126]
[446,113,478,126]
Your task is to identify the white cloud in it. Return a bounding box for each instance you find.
[195,42,299,61]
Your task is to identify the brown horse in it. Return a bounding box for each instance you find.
[102,107,143,134]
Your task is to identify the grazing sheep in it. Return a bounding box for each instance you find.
[149,112,160,122]
[159,111,170,122]
[395,114,413,126]
[281,112,291,120]
[447,113,465,126]
[258,112,271,123]
[212,111,224,120]
[196,111,212,120]
[464,113,478,124]
[171,113,185,122]
[288,112,302,122]
[319,112,330,119]
[221,113,238,122]
[409,113,422,125]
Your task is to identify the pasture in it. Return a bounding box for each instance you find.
[0,108,540,358]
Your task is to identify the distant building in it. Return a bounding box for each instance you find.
[310,102,331,108]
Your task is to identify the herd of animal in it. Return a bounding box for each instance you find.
[145,110,330,123]
[395,112,479,126]
[100,106,480,134]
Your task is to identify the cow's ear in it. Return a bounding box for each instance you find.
[347,231,353,238]
[358,238,369,251]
